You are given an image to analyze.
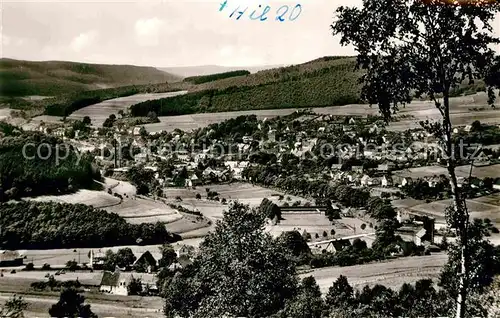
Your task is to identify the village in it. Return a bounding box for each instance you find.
[2,107,500,303]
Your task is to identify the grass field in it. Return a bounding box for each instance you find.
[68,91,187,126]
[394,164,500,179]
[410,193,500,225]
[30,189,121,208]
[140,91,500,133]
[303,253,448,294]
[0,273,164,318]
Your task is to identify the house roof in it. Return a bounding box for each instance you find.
[177,255,193,268]
[100,271,120,287]
[416,228,427,238]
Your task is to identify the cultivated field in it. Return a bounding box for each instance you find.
[68,91,187,126]
[303,253,448,294]
[410,193,500,225]
[394,164,500,179]
[139,92,500,133]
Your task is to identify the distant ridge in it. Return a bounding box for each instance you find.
[160,64,283,78]
[0,58,181,97]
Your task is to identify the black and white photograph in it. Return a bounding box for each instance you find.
[1,0,500,317]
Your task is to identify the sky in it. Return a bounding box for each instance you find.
[1,0,499,68]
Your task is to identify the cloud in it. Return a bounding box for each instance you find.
[134,17,164,47]
[70,30,98,52]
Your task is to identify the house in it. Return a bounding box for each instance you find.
[348,117,356,125]
[351,166,364,174]
[401,177,413,187]
[0,250,23,267]
[369,124,379,134]
[464,125,472,133]
[493,179,500,191]
[242,136,254,144]
[132,127,142,136]
[381,175,393,187]
[331,164,342,171]
[268,130,276,142]
[133,251,157,273]
[185,174,201,188]
[426,176,440,188]
[377,162,395,172]
[134,152,148,163]
[176,151,191,162]
[326,239,352,253]
[100,270,130,296]
[414,228,427,246]
[177,245,195,258]
[360,175,371,186]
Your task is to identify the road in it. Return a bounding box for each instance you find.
[300,253,448,294]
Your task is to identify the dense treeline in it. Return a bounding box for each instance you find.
[0,131,100,201]
[130,62,361,116]
[0,201,181,249]
[183,70,250,84]
[44,85,182,116]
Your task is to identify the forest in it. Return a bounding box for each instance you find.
[0,201,181,249]
[129,61,361,116]
[0,128,100,201]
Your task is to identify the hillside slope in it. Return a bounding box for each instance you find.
[130,56,362,116]
[0,58,181,97]
[161,64,283,78]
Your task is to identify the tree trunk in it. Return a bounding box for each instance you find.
[442,92,468,318]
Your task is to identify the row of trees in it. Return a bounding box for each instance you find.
[0,201,181,249]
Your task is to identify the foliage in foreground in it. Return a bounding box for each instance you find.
[163,202,298,318]
[159,200,500,318]
[49,288,97,318]
[0,201,181,249]
[0,295,28,318]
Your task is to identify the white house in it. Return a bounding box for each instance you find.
[99,270,130,296]
[381,175,393,187]
[360,175,371,186]
[401,177,413,187]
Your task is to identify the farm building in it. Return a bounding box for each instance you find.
[133,251,158,273]
[100,270,129,296]
[0,250,23,267]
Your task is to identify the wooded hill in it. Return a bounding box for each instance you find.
[0,58,181,97]
[130,56,362,116]
[0,201,181,249]
[0,124,100,201]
